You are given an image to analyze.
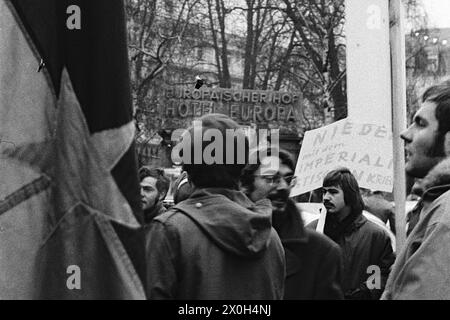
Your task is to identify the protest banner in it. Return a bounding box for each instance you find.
[291,118,393,197]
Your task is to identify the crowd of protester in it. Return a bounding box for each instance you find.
[139,81,450,300]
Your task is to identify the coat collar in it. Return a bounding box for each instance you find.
[143,201,165,224]
[324,210,367,242]
[274,199,308,243]
[417,157,450,202]
[344,214,367,234]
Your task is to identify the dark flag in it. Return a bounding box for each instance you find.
[0,0,145,299]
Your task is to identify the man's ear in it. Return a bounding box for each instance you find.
[445,131,450,156]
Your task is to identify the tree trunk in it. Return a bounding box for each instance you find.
[216,0,231,87]
[243,0,254,88]
[275,30,296,90]
[327,31,346,120]
[207,0,223,82]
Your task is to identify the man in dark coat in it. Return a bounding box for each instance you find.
[145,114,285,299]
[139,166,169,225]
[308,168,395,299]
[240,147,343,299]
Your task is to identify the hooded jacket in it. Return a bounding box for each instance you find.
[277,199,344,299]
[145,188,285,300]
[382,158,450,299]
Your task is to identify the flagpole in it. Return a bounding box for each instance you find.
[389,0,407,252]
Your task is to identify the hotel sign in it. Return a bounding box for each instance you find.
[163,87,302,124]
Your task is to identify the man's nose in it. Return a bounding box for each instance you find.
[323,192,331,201]
[276,177,289,190]
[400,126,412,143]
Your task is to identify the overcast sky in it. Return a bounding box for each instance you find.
[423,0,450,28]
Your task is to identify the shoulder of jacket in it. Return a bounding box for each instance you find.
[420,194,450,229]
[268,228,284,246]
[305,228,341,252]
[362,218,392,241]
[430,189,450,214]
[152,208,191,226]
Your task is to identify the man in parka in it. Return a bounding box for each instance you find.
[308,168,395,299]
[382,82,450,299]
[145,114,285,299]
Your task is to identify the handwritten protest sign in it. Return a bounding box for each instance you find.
[290,118,393,196]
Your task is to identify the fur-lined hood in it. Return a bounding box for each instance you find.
[417,157,450,201]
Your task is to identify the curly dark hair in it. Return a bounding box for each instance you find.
[240,147,295,195]
[139,166,170,199]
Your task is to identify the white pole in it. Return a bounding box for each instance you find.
[389,0,407,252]
[345,0,392,126]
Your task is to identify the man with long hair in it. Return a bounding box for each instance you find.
[308,168,395,299]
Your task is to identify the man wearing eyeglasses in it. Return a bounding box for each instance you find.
[240,147,344,299]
